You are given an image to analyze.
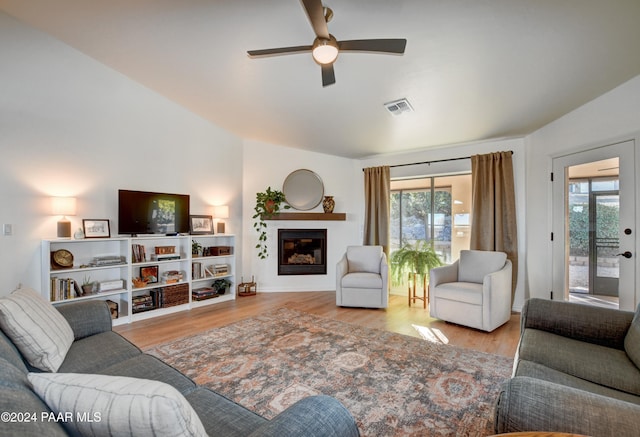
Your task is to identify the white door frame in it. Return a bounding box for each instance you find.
[552,140,636,310]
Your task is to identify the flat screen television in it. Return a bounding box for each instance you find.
[118,189,190,236]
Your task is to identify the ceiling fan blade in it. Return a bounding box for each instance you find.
[338,39,407,54]
[247,45,312,58]
[301,0,330,39]
[321,64,335,87]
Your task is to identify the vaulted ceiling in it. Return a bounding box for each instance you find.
[2,0,640,158]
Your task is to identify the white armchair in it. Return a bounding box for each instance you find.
[336,246,388,309]
[429,249,512,332]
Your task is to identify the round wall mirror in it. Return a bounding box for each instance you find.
[282,169,324,211]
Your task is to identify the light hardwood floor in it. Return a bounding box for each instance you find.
[115,292,521,358]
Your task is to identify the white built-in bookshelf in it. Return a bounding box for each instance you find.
[41,235,236,326]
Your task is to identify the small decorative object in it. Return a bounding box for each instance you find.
[83,219,110,238]
[132,277,149,289]
[192,240,202,257]
[253,187,290,259]
[238,276,257,296]
[51,249,74,270]
[140,265,159,284]
[190,215,213,235]
[81,276,95,296]
[74,227,85,239]
[212,278,232,295]
[322,195,335,213]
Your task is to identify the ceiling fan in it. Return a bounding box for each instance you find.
[247,0,407,87]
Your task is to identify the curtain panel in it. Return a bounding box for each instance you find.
[363,166,390,256]
[470,151,518,300]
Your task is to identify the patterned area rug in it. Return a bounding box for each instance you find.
[145,308,513,436]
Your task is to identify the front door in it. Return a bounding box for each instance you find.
[552,140,636,310]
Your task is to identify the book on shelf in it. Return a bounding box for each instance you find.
[132,244,147,263]
[50,277,80,301]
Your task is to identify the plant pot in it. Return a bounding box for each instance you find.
[264,200,276,214]
[81,284,94,296]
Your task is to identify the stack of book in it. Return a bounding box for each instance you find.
[192,287,219,301]
[132,294,154,313]
[132,244,147,263]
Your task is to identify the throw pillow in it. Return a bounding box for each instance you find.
[0,287,74,371]
[625,304,640,369]
[28,373,208,437]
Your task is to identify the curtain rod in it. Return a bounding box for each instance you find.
[363,151,513,170]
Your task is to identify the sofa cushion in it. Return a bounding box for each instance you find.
[0,287,74,372]
[185,386,267,437]
[624,304,640,369]
[519,328,640,395]
[458,250,506,284]
[58,331,141,373]
[29,372,208,437]
[515,359,640,405]
[0,358,67,436]
[346,246,381,273]
[100,354,196,395]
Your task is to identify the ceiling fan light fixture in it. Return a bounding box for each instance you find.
[312,35,339,64]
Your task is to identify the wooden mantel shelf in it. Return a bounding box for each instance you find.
[262,212,346,221]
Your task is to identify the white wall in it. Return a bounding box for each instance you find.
[525,75,640,302]
[360,137,527,310]
[242,140,362,292]
[0,12,244,296]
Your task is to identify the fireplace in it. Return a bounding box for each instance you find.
[278,229,327,275]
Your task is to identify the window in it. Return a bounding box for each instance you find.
[390,174,471,264]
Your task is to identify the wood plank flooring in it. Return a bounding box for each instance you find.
[115,292,521,358]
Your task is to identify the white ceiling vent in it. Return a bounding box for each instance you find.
[384,98,413,116]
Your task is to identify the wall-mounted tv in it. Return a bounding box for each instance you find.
[118,189,190,236]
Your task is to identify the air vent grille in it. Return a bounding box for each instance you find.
[384,98,413,116]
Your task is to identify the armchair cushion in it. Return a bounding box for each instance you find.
[346,246,382,273]
[458,250,507,284]
[341,272,383,289]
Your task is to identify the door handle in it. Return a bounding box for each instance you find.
[616,251,633,259]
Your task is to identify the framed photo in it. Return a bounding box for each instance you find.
[140,265,159,284]
[190,215,213,235]
[82,219,111,238]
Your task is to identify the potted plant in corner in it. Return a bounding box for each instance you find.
[252,186,290,259]
[390,239,443,290]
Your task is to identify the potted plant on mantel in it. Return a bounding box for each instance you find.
[390,240,443,290]
[252,186,290,259]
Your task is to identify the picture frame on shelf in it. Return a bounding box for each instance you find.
[140,265,159,284]
[82,219,111,238]
[190,215,213,235]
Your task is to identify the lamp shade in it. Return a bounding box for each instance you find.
[51,197,77,216]
[213,205,229,219]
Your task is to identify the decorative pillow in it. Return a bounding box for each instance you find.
[28,373,208,437]
[625,304,640,369]
[0,287,74,371]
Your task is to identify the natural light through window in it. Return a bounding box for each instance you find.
[412,324,449,344]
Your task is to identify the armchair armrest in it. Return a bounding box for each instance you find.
[248,395,360,437]
[483,260,512,298]
[56,300,113,340]
[521,298,634,350]
[495,376,640,436]
[380,252,389,294]
[429,261,458,288]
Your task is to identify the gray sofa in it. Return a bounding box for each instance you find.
[494,298,640,436]
[0,299,359,437]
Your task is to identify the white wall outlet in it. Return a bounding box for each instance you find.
[3,224,12,236]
